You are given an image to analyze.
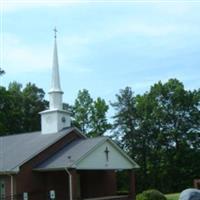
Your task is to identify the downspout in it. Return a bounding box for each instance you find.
[9,175,14,200]
[65,168,72,200]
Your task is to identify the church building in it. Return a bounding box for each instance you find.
[0,31,139,200]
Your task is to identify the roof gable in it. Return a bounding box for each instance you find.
[75,139,139,170]
[35,137,139,171]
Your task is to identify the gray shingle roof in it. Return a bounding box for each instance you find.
[0,127,74,172]
[35,137,107,170]
[0,128,139,173]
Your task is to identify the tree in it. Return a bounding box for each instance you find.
[112,79,200,193]
[111,87,138,155]
[0,82,48,135]
[144,79,200,192]
[111,87,150,191]
[22,83,48,132]
[73,89,93,133]
[0,86,10,134]
[89,97,111,137]
[73,89,111,136]
[7,82,24,133]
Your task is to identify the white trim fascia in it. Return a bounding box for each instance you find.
[106,139,140,169]
[39,109,70,115]
[0,171,18,175]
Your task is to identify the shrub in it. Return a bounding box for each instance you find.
[136,189,167,200]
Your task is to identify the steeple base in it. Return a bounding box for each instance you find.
[40,109,71,134]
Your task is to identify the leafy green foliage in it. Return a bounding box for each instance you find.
[112,79,200,193]
[0,86,11,133]
[72,89,111,136]
[111,87,137,151]
[0,85,111,137]
[1,77,199,194]
[0,82,48,135]
[136,190,167,200]
[73,89,93,133]
[89,97,112,136]
[22,83,48,132]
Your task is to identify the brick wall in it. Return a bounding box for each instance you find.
[15,130,81,200]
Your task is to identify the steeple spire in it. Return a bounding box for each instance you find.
[40,28,71,134]
[54,27,57,39]
[50,27,62,92]
[49,28,63,110]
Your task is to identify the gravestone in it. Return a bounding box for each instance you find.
[179,189,200,200]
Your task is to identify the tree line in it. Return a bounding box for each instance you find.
[0,82,48,134]
[111,80,200,193]
[0,70,199,193]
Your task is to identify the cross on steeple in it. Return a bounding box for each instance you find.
[53,27,57,39]
[104,147,110,161]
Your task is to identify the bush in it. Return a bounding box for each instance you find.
[136,189,167,200]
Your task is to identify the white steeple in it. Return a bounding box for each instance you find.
[40,28,71,134]
[51,28,61,91]
[49,28,63,110]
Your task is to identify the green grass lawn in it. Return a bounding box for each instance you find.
[165,193,180,200]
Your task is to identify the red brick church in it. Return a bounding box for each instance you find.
[0,31,139,200]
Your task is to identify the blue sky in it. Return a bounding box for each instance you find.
[1,1,200,109]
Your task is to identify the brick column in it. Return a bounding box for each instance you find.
[70,169,79,200]
[129,170,136,200]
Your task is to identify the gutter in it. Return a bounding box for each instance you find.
[65,168,72,200]
[0,171,17,175]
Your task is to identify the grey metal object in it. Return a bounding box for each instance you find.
[179,189,200,200]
